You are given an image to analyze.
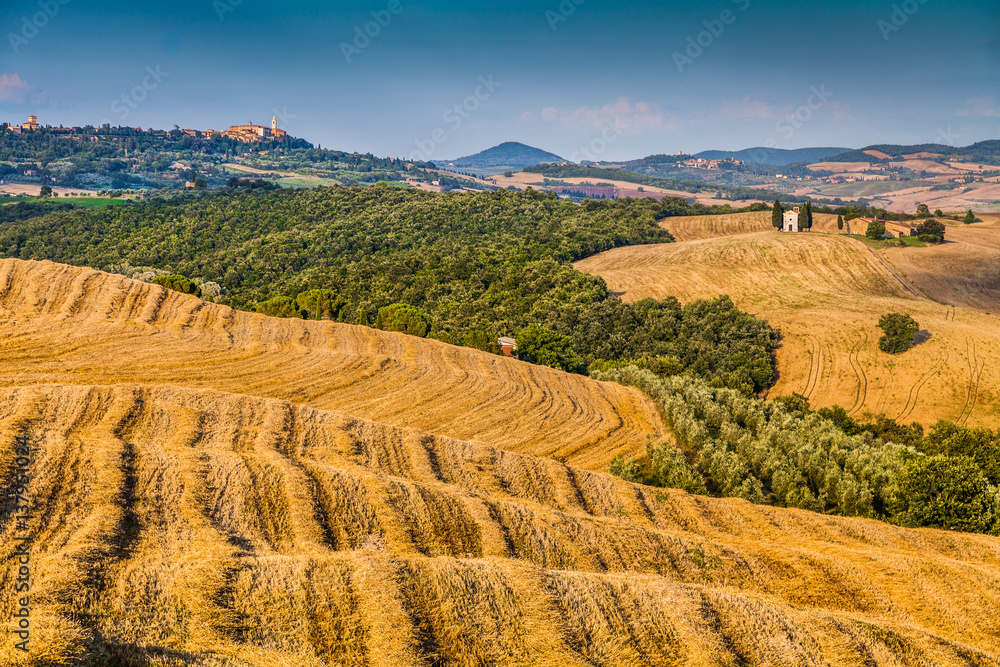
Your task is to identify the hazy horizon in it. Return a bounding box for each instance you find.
[2,0,997,161]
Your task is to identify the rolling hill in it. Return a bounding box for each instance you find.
[576,212,1000,430]
[825,140,1000,165]
[449,142,566,167]
[0,259,664,471]
[692,147,852,166]
[2,259,1000,665]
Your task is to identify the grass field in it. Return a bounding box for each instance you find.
[847,233,925,249]
[576,211,1000,430]
[1,196,128,208]
[884,215,1000,313]
[813,180,929,198]
[1,259,1000,664]
[276,176,343,188]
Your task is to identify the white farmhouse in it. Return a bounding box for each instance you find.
[782,206,801,232]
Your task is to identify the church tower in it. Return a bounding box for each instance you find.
[272,115,277,131]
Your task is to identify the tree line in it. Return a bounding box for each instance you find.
[0,185,780,393]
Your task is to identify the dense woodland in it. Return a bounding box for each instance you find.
[0,185,779,393]
[602,368,1000,536]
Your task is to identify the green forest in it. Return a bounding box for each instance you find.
[0,184,779,393]
[602,367,1000,536]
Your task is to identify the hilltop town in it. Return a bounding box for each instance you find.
[5,114,289,143]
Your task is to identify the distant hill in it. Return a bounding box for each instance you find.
[451,142,566,167]
[825,140,1000,164]
[693,147,852,166]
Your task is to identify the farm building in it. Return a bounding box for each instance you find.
[853,218,916,239]
[498,337,518,358]
[884,221,917,238]
[782,207,801,233]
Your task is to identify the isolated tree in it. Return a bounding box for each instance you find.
[152,274,202,297]
[771,199,783,229]
[837,214,844,231]
[865,220,886,240]
[963,209,977,225]
[916,203,930,217]
[877,312,919,354]
[38,185,52,198]
[804,200,814,230]
[916,218,945,244]
[934,209,944,217]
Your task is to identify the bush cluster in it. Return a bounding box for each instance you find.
[151,274,201,297]
[877,313,919,354]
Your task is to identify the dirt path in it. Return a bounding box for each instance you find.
[861,245,933,302]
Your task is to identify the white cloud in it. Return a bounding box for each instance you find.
[720,96,775,119]
[956,96,1000,118]
[522,97,681,136]
[0,73,46,105]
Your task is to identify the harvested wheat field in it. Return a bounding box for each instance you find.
[2,383,1000,666]
[576,212,1000,429]
[883,214,1000,312]
[0,259,665,471]
[662,211,842,242]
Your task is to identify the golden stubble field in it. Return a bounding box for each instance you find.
[2,384,1000,666]
[0,259,664,471]
[1,258,1000,665]
[576,212,1000,429]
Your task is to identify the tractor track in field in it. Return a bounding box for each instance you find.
[802,338,824,400]
[958,338,986,426]
[847,331,869,416]
[864,246,933,302]
[896,352,949,423]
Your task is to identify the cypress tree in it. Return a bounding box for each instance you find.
[771,200,783,229]
[837,214,844,231]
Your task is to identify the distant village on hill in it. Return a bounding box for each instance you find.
[5,114,291,144]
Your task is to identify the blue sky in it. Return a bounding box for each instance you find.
[1,0,997,160]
